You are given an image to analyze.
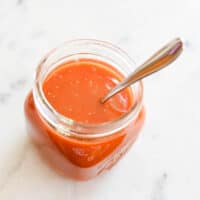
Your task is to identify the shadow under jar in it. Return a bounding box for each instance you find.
[24,39,145,180]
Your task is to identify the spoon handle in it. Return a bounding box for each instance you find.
[101,38,183,103]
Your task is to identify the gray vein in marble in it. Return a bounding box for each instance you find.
[0,141,29,193]
[7,40,17,50]
[0,93,11,104]
[10,78,27,90]
[0,78,27,105]
[31,30,46,40]
[151,173,168,200]
[17,0,23,5]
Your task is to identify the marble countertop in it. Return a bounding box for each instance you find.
[0,0,200,199]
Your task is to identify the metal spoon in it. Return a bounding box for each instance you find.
[101,38,183,103]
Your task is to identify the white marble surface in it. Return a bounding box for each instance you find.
[0,0,200,199]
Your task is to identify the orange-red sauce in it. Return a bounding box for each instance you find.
[43,59,132,124]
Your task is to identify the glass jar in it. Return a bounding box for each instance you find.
[24,39,145,180]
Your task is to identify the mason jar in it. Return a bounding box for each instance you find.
[24,39,145,180]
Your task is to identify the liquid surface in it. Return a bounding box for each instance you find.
[43,59,133,124]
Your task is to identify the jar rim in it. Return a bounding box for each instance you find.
[33,39,143,139]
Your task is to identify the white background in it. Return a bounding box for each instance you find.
[0,0,200,199]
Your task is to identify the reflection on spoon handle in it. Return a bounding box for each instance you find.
[101,38,183,103]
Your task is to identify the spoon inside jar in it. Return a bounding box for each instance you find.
[101,38,183,103]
